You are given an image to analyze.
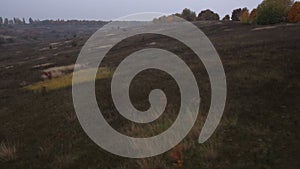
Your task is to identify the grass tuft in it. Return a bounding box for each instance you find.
[0,141,17,162]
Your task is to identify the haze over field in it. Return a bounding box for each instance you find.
[1,0,262,20]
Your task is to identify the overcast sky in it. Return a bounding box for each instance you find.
[0,0,263,21]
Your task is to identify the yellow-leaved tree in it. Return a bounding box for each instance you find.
[239,8,250,23]
[288,2,300,22]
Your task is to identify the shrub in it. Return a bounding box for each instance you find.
[153,15,182,23]
[197,9,220,21]
[288,2,300,22]
[256,0,294,25]
[222,15,230,21]
[71,41,77,47]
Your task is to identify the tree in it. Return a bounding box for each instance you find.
[180,8,197,21]
[8,19,14,25]
[222,15,230,21]
[256,0,294,25]
[4,18,9,25]
[249,9,258,23]
[22,18,26,24]
[231,8,242,21]
[288,2,300,22]
[14,17,22,24]
[239,8,250,23]
[29,17,34,24]
[197,9,220,21]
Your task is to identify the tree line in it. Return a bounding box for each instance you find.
[0,17,28,25]
[0,17,52,25]
[235,0,300,24]
[0,17,107,26]
[156,0,300,25]
[1,0,300,26]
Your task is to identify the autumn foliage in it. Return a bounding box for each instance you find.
[239,8,250,23]
[288,2,300,22]
[249,9,258,23]
[238,8,259,24]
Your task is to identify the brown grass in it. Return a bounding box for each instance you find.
[52,153,74,169]
[64,111,77,122]
[0,141,17,162]
[200,142,218,161]
[135,157,169,169]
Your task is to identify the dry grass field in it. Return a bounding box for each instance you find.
[0,21,299,169]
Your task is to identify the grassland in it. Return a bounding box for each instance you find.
[0,21,299,169]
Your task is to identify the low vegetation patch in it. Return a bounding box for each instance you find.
[0,141,17,162]
[25,67,114,92]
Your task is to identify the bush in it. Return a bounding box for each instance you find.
[222,15,230,21]
[153,15,182,23]
[197,9,220,21]
[288,2,300,22]
[256,0,294,25]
